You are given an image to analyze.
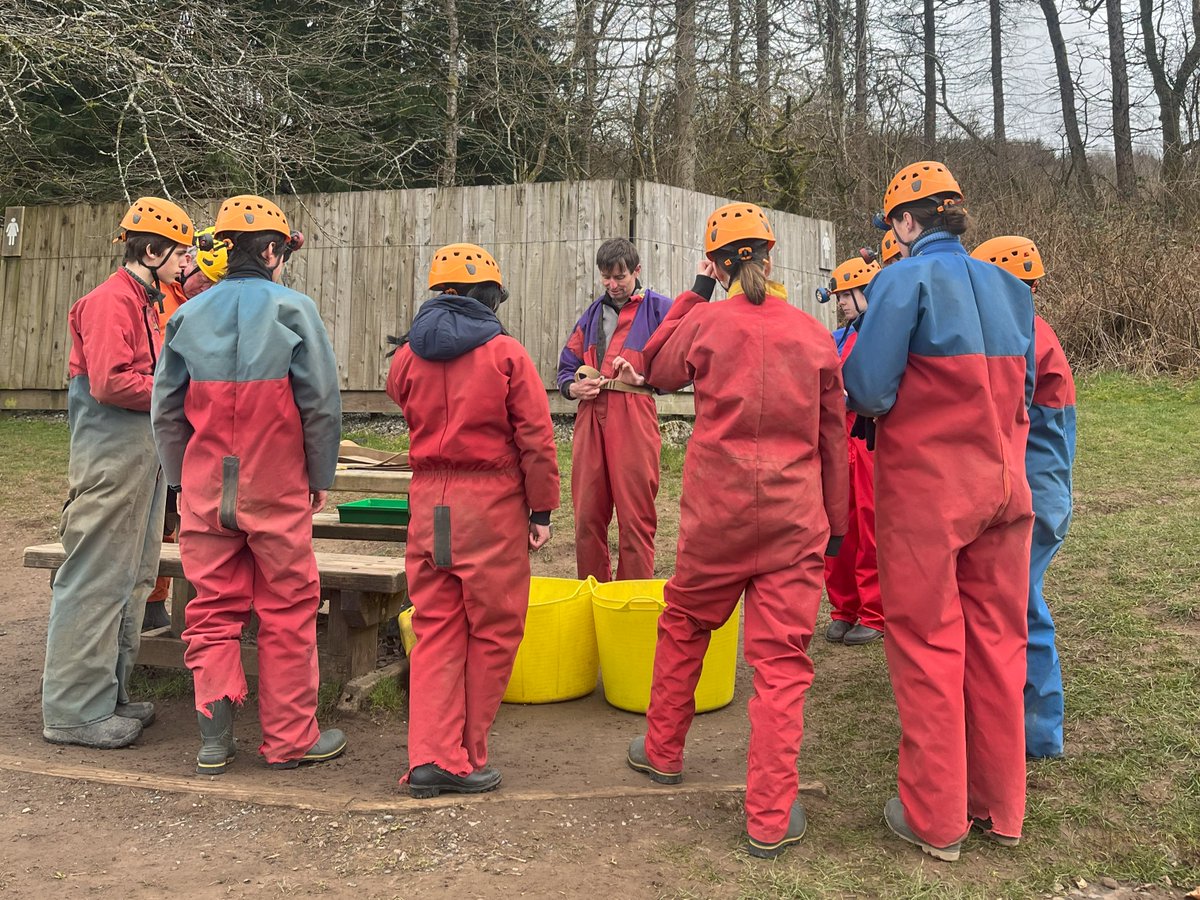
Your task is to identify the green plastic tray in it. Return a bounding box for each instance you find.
[337,497,410,525]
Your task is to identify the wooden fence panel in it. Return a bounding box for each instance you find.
[0,180,834,404]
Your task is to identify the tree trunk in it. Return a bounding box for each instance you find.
[576,0,598,177]
[1105,0,1135,195]
[440,0,460,187]
[923,0,936,147]
[990,0,1006,144]
[853,0,868,125]
[755,0,770,96]
[730,0,742,82]
[674,0,698,189]
[1039,0,1095,199]
[825,0,846,126]
[1138,0,1200,204]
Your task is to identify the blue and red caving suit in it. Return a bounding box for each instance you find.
[152,265,342,764]
[557,287,673,581]
[388,296,560,779]
[824,325,883,632]
[843,230,1037,846]
[638,276,849,845]
[1025,315,1076,758]
[43,268,168,729]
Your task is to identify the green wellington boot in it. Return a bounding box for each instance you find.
[195,698,236,775]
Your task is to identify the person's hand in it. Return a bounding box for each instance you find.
[570,376,604,400]
[310,490,328,513]
[697,258,718,279]
[611,355,646,387]
[529,522,551,551]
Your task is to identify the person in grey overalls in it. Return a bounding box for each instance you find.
[42,197,194,749]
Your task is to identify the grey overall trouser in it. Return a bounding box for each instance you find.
[42,376,166,728]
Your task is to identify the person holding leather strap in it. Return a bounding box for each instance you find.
[42,197,194,750]
[556,239,673,582]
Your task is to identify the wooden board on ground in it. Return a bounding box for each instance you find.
[330,468,411,494]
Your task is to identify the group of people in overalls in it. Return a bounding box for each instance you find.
[42,158,1075,863]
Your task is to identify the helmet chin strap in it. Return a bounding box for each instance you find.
[124,261,165,312]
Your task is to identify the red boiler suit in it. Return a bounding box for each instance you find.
[388,295,560,778]
[557,288,673,581]
[842,231,1036,846]
[152,269,342,764]
[638,278,849,844]
[823,328,883,631]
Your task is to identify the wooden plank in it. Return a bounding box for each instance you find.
[330,468,411,494]
[10,206,45,388]
[0,258,24,387]
[0,751,826,814]
[35,205,66,389]
[311,511,407,542]
[23,542,406,593]
[138,633,259,675]
[325,590,385,680]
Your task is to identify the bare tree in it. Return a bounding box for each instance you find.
[1105,0,1136,195]
[1039,0,1096,199]
[924,0,937,147]
[756,0,771,96]
[441,0,461,187]
[673,0,699,188]
[1138,0,1200,200]
[853,0,869,126]
[990,0,1006,144]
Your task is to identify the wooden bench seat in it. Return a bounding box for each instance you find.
[23,542,407,687]
[311,511,407,543]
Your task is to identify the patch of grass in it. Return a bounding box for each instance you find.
[0,413,69,522]
[365,675,407,716]
[316,680,344,720]
[341,431,409,453]
[129,666,193,700]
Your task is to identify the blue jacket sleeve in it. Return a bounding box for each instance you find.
[843,273,921,418]
[151,316,193,488]
[1024,306,1037,410]
[284,297,343,490]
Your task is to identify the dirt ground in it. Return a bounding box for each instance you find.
[0,509,1187,899]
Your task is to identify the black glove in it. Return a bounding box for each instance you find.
[850,415,876,451]
[825,535,844,557]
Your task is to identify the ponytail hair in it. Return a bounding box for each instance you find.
[710,238,772,305]
[728,259,769,304]
[897,195,971,236]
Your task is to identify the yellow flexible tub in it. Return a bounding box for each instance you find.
[502,576,599,704]
[591,579,739,714]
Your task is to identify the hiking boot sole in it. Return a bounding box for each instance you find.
[884,798,962,862]
[409,776,502,799]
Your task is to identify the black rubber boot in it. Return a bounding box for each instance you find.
[142,601,171,633]
[825,619,852,642]
[196,698,236,775]
[746,801,808,859]
[408,763,502,798]
[626,735,683,785]
[843,624,883,645]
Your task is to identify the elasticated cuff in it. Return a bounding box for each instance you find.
[691,275,717,300]
[529,510,552,526]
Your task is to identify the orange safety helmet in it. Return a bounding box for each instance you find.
[428,243,503,289]
[704,202,776,258]
[115,197,194,244]
[882,161,963,219]
[817,255,881,303]
[971,235,1045,280]
[881,229,902,264]
[214,194,292,236]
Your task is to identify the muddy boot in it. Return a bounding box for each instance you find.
[626,735,683,785]
[883,797,965,862]
[141,601,171,633]
[746,801,808,859]
[267,729,348,770]
[825,619,852,642]
[196,698,237,775]
[43,715,142,749]
[116,701,156,727]
[843,624,883,645]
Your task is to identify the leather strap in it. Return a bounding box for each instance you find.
[575,364,653,395]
